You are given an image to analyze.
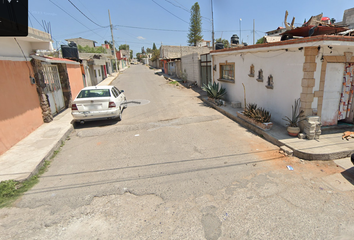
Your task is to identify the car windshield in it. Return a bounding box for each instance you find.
[77,89,111,98]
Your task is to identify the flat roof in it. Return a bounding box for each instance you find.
[210,35,354,54]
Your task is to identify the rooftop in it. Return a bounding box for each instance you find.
[211,35,354,54]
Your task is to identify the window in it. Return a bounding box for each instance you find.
[113,86,121,94]
[111,88,118,98]
[77,89,111,98]
[219,62,235,82]
[248,64,255,77]
[266,75,274,89]
[257,69,263,82]
[98,70,101,77]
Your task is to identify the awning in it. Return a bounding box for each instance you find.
[31,55,80,65]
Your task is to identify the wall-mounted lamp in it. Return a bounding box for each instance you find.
[213,65,216,71]
[298,47,303,51]
[328,46,332,49]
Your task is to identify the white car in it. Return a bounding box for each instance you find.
[71,86,126,123]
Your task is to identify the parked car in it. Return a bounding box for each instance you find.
[71,86,126,124]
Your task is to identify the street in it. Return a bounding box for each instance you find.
[1,64,354,240]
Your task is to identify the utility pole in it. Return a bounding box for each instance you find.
[239,18,242,44]
[109,9,118,72]
[253,19,255,45]
[211,0,214,50]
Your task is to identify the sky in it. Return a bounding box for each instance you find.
[27,0,353,57]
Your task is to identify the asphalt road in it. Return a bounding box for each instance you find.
[1,64,354,240]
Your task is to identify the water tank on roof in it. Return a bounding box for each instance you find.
[61,43,79,60]
[215,42,224,50]
[231,34,239,45]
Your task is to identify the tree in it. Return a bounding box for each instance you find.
[119,44,129,50]
[136,52,142,61]
[187,2,203,46]
[152,43,157,50]
[130,50,133,59]
[151,49,160,62]
[256,37,265,44]
[215,38,229,48]
[146,48,153,53]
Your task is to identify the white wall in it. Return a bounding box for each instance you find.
[0,38,32,58]
[213,49,304,126]
[94,65,103,83]
[181,53,201,86]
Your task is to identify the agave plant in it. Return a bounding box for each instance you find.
[202,82,226,100]
[243,103,271,123]
[282,98,304,127]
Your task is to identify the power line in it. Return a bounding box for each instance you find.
[68,0,107,28]
[114,24,188,32]
[49,0,107,39]
[151,0,189,24]
[164,0,211,22]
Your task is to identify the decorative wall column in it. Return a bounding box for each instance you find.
[31,59,53,123]
[300,47,319,116]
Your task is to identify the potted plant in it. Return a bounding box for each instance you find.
[282,98,304,136]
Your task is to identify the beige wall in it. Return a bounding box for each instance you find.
[67,64,84,99]
[0,60,43,155]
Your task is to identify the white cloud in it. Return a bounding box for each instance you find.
[137,36,145,40]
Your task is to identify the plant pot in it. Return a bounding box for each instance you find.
[287,126,300,137]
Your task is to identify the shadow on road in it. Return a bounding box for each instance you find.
[341,167,354,186]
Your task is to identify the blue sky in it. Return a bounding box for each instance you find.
[28,0,353,57]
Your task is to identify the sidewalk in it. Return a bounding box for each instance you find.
[0,72,119,182]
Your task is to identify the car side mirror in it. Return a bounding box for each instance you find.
[120,90,124,93]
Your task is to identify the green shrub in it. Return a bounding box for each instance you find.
[202,82,226,99]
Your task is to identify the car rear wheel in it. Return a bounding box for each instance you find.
[117,108,122,121]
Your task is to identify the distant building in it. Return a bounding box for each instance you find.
[336,7,354,29]
[65,37,97,48]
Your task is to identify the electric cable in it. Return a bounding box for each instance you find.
[151,0,189,24]
[49,0,107,39]
[68,0,107,28]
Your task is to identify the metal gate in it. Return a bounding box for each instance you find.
[42,64,65,115]
[201,54,211,86]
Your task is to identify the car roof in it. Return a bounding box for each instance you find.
[80,86,114,90]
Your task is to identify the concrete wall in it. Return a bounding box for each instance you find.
[0,60,43,155]
[67,64,84,99]
[181,53,201,86]
[94,65,103,83]
[213,48,304,126]
[160,45,210,59]
[343,7,354,29]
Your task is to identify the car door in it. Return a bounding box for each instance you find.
[112,87,124,109]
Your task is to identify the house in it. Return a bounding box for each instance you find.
[80,52,114,85]
[159,45,210,86]
[197,39,212,48]
[210,35,354,131]
[0,27,84,155]
[65,37,97,48]
[116,50,129,70]
[63,38,115,86]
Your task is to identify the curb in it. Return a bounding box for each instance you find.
[23,125,74,182]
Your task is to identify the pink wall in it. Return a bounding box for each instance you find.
[0,60,43,155]
[67,64,84,99]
